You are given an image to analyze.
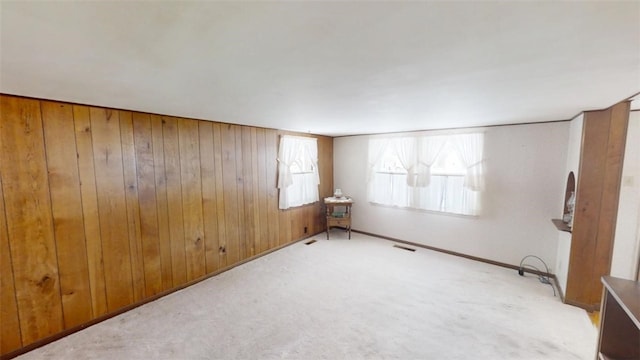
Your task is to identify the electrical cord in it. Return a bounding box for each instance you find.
[518,255,556,296]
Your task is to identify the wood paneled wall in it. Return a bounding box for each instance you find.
[565,101,630,310]
[0,94,333,356]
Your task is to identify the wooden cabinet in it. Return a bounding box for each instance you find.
[597,276,640,360]
[324,197,353,239]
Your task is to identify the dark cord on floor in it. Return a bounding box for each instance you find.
[518,255,556,296]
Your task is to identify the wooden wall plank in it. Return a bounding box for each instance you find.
[178,118,205,281]
[566,103,630,310]
[41,101,93,328]
[568,110,611,305]
[234,126,247,259]
[592,101,630,304]
[292,206,305,240]
[133,113,163,297]
[162,117,187,286]
[279,208,292,246]
[72,105,108,317]
[249,128,262,255]
[0,175,23,353]
[0,96,64,343]
[198,122,220,273]
[212,123,228,267]
[317,136,334,233]
[119,111,145,303]
[90,107,134,311]
[150,115,173,291]
[265,129,280,249]
[221,124,240,264]
[238,126,251,258]
[255,128,270,254]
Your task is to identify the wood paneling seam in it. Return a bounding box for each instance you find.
[0,176,24,349]
[70,105,97,319]
[38,100,67,329]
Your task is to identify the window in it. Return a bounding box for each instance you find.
[277,135,319,209]
[367,133,484,216]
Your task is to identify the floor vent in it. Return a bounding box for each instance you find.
[305,240,317,245]
[393,244,416,252]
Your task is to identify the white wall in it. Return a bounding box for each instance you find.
[334,122,569,269]
[610,110,640,280]
[555,114,584,294]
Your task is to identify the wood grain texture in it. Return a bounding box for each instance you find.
[178,118,205,281]
[0,176,22,353]
[249,128,262,256]
[162,117,187,286]
[265,129,280,249]
[212,123,228,268]
[41,101,93,328]
[221,124,240,264]
[150,115,174,291]
[318,136,334,225]
[133,112,163,297]
[0,96,64,344]
[255,129,270,254]
[279,197,292,247]
[198,122,220,273]
[566,102,630,309]
[119,111,146,303]
[567,109,610,305]
[90,107,134,311]
[72,105,108,317]
[0,94,331,357]
[591,101,630,304]
[236,126,249,259]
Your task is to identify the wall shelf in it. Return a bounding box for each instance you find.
[551,218,572,233]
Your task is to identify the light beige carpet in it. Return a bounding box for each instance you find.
[17,231,597,359]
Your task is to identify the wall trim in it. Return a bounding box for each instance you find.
[563,299,600,313]
[333,119,572,138]
[0,233,320,360]
[0,93,327,137]
[353,229,554,277]
[353,229,568,301]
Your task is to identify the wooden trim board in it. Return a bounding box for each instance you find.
[352,230,556,278]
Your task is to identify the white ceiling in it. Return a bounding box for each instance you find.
[1,1,639,136]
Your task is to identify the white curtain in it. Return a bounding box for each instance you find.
[367,132,483,216]
[367,138,389,182]
[451,133,484,191]
[388,136,447,188]
[393,137,418,186]
[277,135,319,209]
[415,135,447,187]
[413,175,478,215]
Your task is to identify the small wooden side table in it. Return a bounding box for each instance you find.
[324,197,353,239]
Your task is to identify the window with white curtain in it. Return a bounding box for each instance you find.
[368,133,484,216]
[277,135,319,209]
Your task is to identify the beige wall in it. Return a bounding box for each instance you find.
[333,122,569,268]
